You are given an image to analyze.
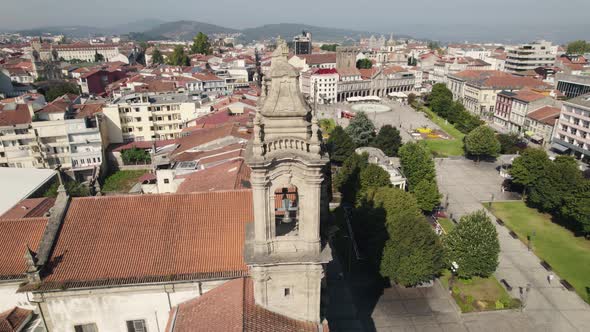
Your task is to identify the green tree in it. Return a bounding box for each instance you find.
[190,32,212,55]
[319,118,336,137]
[320,44,339,52]
[43,178,90,198]
[334,152,369,203]
[464,125,501,161]
[510,148,551,195]
[412,179,441,213]
[327,126,355,164]
[444,210,500,278]
[372,125,402,157]
[428,83,453,118]
[94,51,105,62]
[380,213,444,286]
[497,133,526,154]
[167,45,190,66]
[360,164,391,193]
[566,40,590,55]
[407,93,417,106]
[561,179,590,235]
[44,82,80,102]
[372,187,422,227]
[345,112,375,147]
[428,41,441,50]
[528,156,582,213]
[356,58,373,69]
[121,148,151,164]
[398,142,436,188]
[151,48,165,65]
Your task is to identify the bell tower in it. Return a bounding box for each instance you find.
[244,38,331,323]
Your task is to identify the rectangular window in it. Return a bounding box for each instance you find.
[284,288,291,297]
[74,323,98,332]
[126,320,146,332]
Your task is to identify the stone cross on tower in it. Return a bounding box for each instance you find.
[244,37,331,323]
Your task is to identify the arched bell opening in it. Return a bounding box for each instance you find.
[274,186,299,237]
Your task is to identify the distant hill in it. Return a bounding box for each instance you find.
[142,20,239,40]
[16,25,109,38]
[240,23,378,42]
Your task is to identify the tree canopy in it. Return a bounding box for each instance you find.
[94,52,105,62]
[427,84,483,134]
[360,164,391,194]
[167,45,190,66]
[398,142,436,187]
[510,148,551,191]
[151,48,164,65]
[443,210,500,278]
[497,133,527,154]
[345,112,376,147]
[320,44,339,52]
[413,179,441,213]
[44,82,80,102]
[334,152,369,203]
[372,125,402,157]
[464,125,501,161]
[356,58,372,69]
[566,40,590,55]
[190,32,212,55]
[327,126,355,164]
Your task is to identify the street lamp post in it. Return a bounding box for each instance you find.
[449,261,459,293]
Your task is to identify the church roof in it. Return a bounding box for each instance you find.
[0,307,33,332]
[0,197,55,220]
[0,217,47,280]
[166,277,320,332]
[27,191,252,291]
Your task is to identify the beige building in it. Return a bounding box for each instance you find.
[505,40,557,74]
[524,106,561,147]
[102,92,207,143]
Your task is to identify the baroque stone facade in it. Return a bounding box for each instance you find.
[244,38,331,323]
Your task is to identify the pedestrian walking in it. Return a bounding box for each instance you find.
[548,273,554,284]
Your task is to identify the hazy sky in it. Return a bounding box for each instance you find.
[2,0,590,31]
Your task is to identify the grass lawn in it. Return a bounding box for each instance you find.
[420,107,465,157]
[102,170,147,193]
[440,270,520,312]
[438,218,455,234]
[490,201,590,303]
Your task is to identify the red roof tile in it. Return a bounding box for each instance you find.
[526,106,561,125]
[167,278,318,332]
[293,53,337,65]
[173,143,245,163]
[0,217,47,280]
[37,191,252,290]
[176,159,250,193]
[173,123,250,155]
[36,93,79,114]
[512,90,547,103]
[0,198,55,220]
[0,104,31,126]
[0,307,33,332]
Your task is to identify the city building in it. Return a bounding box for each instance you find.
[300,68,339,104]
[293,31,312,55]
[78,68,128,95]
[524,106,561,146]
[505,40,557,73]
[432,57,492,84]
[288,53,337,72]
[552,93,590,161]
[336,66,415,101]
[555,73,590,99]
[31,41,123,63]
[494,89,556,132]
[0,95,104,181]
[448,70,550,117]
[101,92,208,143]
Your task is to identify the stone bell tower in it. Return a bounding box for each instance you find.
[244,38,331,323]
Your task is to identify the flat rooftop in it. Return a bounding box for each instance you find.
[0,168,56,215]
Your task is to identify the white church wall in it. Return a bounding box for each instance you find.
[40,279,231,332]
[0,280,36,312]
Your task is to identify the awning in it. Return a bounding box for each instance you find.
[551,143,570,153]
[530,135,543,142]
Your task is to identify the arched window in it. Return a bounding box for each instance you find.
[274,186,299,236]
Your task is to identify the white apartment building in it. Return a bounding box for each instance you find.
[447,44,491,60]
[552,93,590,160]
[301,68,339,104]
[0,96,104,181]
[505,40,557,73]
[102,92,207,143]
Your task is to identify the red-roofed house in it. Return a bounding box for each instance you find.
[300,68,339,104]
[494,89,558,132]
[524,106,562,145]
[288,53,337,71]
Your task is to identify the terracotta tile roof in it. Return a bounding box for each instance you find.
[0,307,33,332]
[173,143,245,162]
[176,159,250,193]
[73,102,104,119]
[194,108,255,128]
[452,70,549,90]
[0,104,31,127]
[526,106,561,125]
[383,66,406,75]
[173,123,250,155]
[36,93,79,114]
[0,217,47,280]
[294,53,337,65]
[336,67,361,77]
[193,72,223,82]
[359,68,378,80]
[512,90,547,103]
[35,191,252,290]
[167,278,319,332]
[134,80,177,93]
[0,198,55,220]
